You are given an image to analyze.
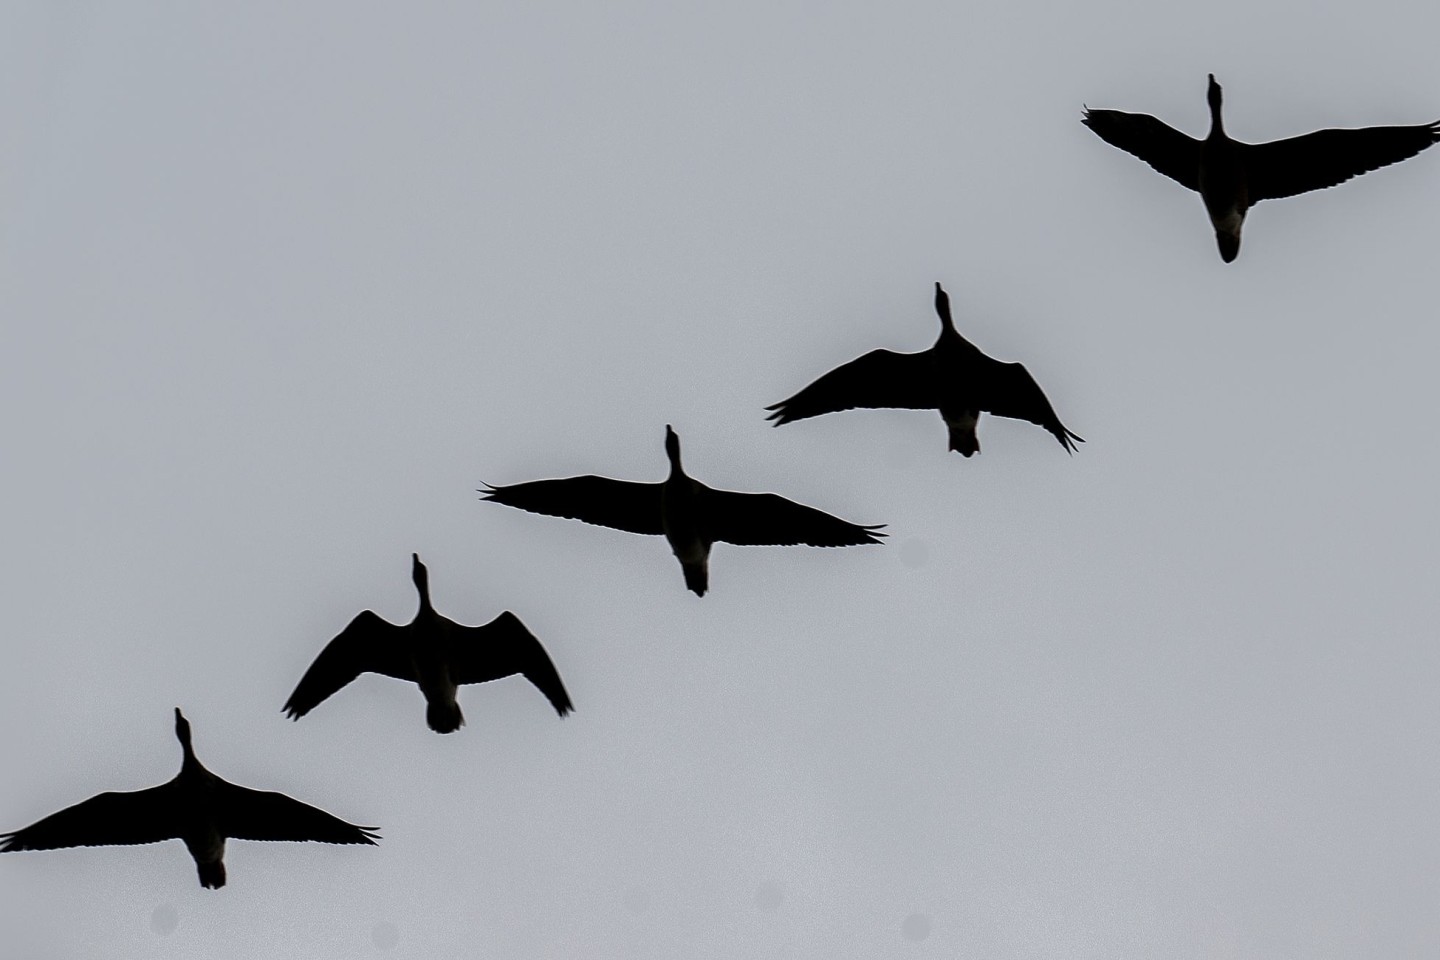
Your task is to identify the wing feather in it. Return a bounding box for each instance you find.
[980,359,1084,453]
[481,477,664,536]
[1,785,179,850]
[699,489,885,547]
[283,611,412,720]
[450,612,573,716]
[218,783,379,844]
[1246,121,1440,201]
[1082,108,1202,191]
[766,349,937,425]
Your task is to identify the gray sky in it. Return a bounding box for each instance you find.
[3,1,1440,957]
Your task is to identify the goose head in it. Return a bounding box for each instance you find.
[664,425,684,474]
[933,282,956,332]
[411,553,433,610]
[173,708,198,766]
[1206,74,1224,132]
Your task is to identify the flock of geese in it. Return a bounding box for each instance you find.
[4,74,1438,891]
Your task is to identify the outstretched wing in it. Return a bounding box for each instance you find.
[217,782,379,844]
[1082,109,1202,192]
[765,349,936,425]
[980,359,1084,453]
[450,611,573,716]
[699,488,885,547]
[1,784,179,850]
[282,610,413,720]
[481,477,664,536]
[1246,120,1440,201]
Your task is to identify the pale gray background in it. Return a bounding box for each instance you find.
[3,1,1439,957]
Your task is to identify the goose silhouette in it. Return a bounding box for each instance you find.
[766,283,1081,457]
[480,425,884,596]
[283,554,573,733]
[0,709,378,889]
[1083,74,1440,261]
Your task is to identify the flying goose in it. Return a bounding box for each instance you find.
[0,709,378,889]
[1083,74,1440,261]
[283,554,573,734]
[480,425,885,596]
[765,283,1082,457]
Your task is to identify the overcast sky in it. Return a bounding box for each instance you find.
[4,1,1440,957]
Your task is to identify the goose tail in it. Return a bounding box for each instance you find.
[682,561,708,597]
[1215,230,1240,263]
[426,699,465,734]
[197,860,226,890]
[947,424,980,457]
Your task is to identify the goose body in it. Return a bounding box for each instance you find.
[766,283,1081,457]
[481,425,884,596]
[659,431,711,594]
[283,554,573,733]
[1083,74,1440,261]
[0,709,378,889]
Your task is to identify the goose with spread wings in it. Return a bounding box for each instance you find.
[283,554,573,734]
[1083,74,1440,262]
[766,283,1081,457]
[0,709,378,889]
[480,425,884,597]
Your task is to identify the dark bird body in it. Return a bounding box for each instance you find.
[283,554,572,733]
[0,709,378,889]
[1083,74,1440,261]
[481,426,884,596]
[766,283,1081,457]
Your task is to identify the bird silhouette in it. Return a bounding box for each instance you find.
[766,283,1081,457]
[0,709,378,889]
[283,554,573,733]
[1083,74,1440,261]
[480,425,884,596]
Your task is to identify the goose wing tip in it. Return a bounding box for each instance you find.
[281,693,312,720]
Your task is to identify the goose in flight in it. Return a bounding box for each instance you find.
[0,709,377,889]
[480,425,885,596]
[283,554,573,734]
[765,283,1082,457]
[1083,74,1440,261]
